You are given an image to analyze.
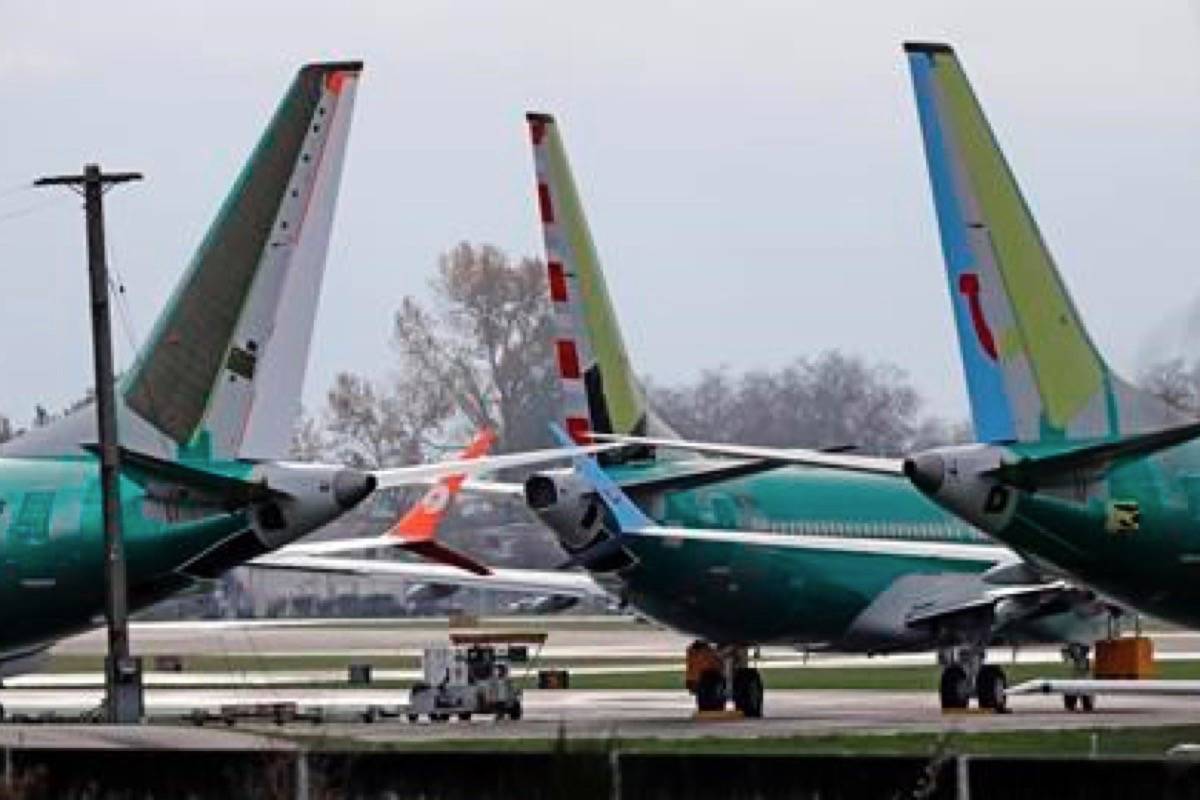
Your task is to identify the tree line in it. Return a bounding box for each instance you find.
[13,241,1194,462]
[301,242,968,465]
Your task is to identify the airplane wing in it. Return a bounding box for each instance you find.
[248,553,606,598]
[903,581,1073,627]
[588,434,904,477]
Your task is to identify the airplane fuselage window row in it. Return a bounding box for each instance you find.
[748,516,984,543]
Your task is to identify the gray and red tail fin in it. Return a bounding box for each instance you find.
[525,112,677,452]
[4,62,362,461]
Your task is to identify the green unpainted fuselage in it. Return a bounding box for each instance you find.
[966,441,1200,630]
[602,462,1096,648]
[0,455,259,655]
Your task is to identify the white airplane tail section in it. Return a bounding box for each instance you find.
[5,62,362,461]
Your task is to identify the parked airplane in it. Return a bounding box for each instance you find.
[511,112,1112,714]
[0,63,598,677]
[895,42,1200,632]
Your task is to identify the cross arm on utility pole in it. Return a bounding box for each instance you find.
[34,170,142,188]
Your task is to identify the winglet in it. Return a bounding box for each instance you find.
[549,424,656,533]
[386,428,496,543]
[87,444,289,505]
[384,429,497,576]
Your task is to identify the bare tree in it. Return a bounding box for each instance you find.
[1140,358,1200,415]
[289,409,327,462]
[321,371,451,469]
[908,415,974,451]
[392,242,558,451]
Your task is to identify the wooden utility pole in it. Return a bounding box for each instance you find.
[35,165,143,723]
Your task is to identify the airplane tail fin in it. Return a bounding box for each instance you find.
[2,63,362,461]
[905,43,1181,443]
[123,61,362,460]
[525,113,677,449]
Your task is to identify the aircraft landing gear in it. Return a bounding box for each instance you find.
[937,646,1007,712]
[732,667,764,718]
[976,664,1007,711]
[1062,643,1096,713]
[686,641,763,717]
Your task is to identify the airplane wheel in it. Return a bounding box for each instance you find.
[939,665,970,710]
[1080,694,1096,713]
[508,702,523,721]
[406,713,419,723]
[1064,694,1079,712]
[976,665,1007,712]
[695,669,726,712]
[732,668,764,718]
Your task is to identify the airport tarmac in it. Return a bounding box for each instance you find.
[47,617,1200,663]
[0,689,1198,746]
[0,618,1188,746]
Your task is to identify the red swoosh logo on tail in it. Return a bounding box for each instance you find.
[958,273,998,360]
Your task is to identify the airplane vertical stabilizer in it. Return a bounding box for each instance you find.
[525,113,677,449]
[905,43,1181,443]
[4,62,362,461]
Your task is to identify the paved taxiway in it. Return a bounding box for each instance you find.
[8,619,1199,744]
[47,618,1200,664]
[0,690,1198,746]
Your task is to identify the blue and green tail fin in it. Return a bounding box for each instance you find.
[905,42,1181,443]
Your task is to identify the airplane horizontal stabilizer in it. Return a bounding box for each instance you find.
[369,441,622,489]
[590,434,904,477]
[985,420,1200,489]
[85,445,287,505]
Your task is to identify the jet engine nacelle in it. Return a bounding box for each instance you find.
[523,469,607,553]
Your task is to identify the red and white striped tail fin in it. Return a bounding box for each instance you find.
[528,114,594,444]
[526,113,676,451]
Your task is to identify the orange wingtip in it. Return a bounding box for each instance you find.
[386,428,497,544]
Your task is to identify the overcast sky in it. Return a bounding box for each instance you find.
[3,1,1200,429]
